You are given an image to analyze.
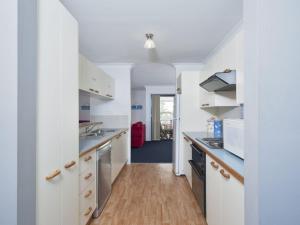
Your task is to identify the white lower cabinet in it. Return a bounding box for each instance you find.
[206,155,244,225]
[111,131,128,183]
[79,150,97,225]
[183,136,192,187]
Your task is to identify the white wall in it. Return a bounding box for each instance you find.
[244,1,300,225]
[131,89,146,124]
[0,1,18,224]
[144,85,176,141]
[90,64,132,162]
[174,63,204,78]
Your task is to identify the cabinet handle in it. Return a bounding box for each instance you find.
[220,169,230,180]
[84,155,92,162]
[94,90,99,94]
[64,160,76,169]
[202,103,209,107]
[84,190,93,198]
[45,169,61,181]
[106,94,112,97]
[184,136,189,142]
[89,88,94,92]
[84,207,93,216]
[84,173,92,180]
[210,161,219,170]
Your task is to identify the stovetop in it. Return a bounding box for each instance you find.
[196,137,224,149]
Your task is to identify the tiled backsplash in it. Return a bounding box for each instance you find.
[90,115,129,128]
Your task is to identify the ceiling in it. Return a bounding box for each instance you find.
[131,63,176,88]
[61,0,243,64]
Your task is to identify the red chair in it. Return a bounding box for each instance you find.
[131,122,145,148]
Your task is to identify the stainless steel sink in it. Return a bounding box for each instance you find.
[82,128,118,137]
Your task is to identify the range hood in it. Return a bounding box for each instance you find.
[199,69,236,92]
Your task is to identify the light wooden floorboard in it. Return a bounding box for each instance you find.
[90,163,207,225]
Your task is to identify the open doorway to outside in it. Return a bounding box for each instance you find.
[151,95,175,141]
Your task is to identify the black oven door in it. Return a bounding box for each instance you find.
[189,144,206,217]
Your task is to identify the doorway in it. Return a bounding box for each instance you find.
[151,95,175,141]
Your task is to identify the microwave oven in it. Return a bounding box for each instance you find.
[223,119,244,159]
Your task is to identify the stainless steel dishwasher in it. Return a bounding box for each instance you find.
[93,141,112,218]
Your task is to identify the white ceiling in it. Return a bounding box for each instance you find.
[131,63,176,88]
[61,0,243,64]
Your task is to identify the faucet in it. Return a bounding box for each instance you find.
[81,122,103,136]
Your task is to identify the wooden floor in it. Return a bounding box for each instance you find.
[90,163,207,225]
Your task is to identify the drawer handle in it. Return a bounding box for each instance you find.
[210,161,219,170]
[184,136,189,142]
[45,169,61,181]
[94,90,99,93]
[84,190,93,198]
[84,173,92,180]
[220,169,230,180]
[84,207,93,216]
[89,88,94,92]
[64,160,76,169]
[84,155,92,162]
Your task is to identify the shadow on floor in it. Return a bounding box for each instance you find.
[131,140,173,163]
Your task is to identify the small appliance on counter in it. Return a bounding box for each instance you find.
[223,119,244,159]
[206,117,223,138]
[213,119,223,138]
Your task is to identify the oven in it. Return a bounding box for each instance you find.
[189,144,206,217]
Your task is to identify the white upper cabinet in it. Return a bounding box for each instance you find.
[79,54,115,99]
[200,27,245,107]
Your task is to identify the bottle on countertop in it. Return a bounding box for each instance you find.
[207,117,215,136]
[213,119,223,138]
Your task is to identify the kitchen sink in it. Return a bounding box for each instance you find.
[82,128,119,137]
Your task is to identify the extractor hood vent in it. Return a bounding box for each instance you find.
[199,69,236,92]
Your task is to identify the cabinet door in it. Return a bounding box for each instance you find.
[86,60,100,94]
[206,156,222,225]
[221,167,244,225]
[60,4,79,225]
[120,131,128,165]
[79,55,89,92]
[111,137,120,183]
[183,136,192,187]
[37,1,62,225]
[236,30,244,104]
[105,75,115,98]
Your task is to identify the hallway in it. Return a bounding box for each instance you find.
[91,164,206,225]
[131,141,173,163]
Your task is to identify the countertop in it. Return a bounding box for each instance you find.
[79,128,128,157]
[183,131,244,184]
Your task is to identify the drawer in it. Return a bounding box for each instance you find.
[80,167,95,193]
[80,150,96,174]
[80,180,96,213]
[80,203,96,225]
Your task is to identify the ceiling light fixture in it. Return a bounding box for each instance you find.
[144,33,156,49]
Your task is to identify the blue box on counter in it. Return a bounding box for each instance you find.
[214,120,223,138]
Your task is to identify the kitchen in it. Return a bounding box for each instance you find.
[2,1,300,225]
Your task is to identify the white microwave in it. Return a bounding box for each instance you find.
[223,119,244,159]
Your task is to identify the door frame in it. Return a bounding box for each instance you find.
[150,94,175,141]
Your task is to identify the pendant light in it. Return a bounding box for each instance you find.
[144,33,156,49]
